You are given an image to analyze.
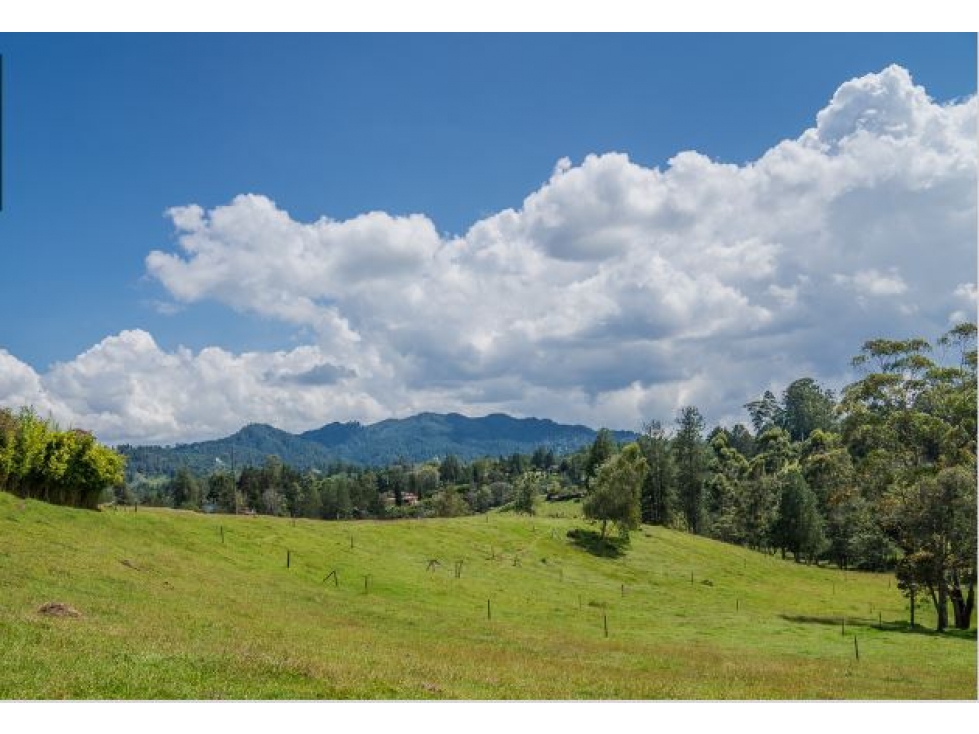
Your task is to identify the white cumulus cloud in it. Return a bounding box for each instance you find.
[2,65,975,445]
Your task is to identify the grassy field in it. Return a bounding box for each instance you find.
[0,490,974,699]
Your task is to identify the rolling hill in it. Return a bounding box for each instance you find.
[117,412,639,477]
[0,490,974,699]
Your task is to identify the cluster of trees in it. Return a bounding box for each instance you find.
[138,447,569,521]
[603,324,974,632]
[0,407,125,510]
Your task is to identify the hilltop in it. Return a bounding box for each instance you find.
[117,412,639,476]
[0,490,973,699]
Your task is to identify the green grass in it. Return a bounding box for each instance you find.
[0,491,974,699]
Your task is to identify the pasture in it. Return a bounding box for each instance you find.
[0,491,974,699]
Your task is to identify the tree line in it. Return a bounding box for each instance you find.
[615,323,974,632]
[129,445,567,520]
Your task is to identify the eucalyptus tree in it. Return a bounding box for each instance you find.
[841,323,977,630]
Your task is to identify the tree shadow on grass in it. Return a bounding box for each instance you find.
[566,528,628,558]
[779,614,976,640]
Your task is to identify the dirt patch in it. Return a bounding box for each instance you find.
[37,602,82,618]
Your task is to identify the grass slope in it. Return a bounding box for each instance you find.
[0,491,974,699]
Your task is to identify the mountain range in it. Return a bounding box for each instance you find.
[118,412,639,477]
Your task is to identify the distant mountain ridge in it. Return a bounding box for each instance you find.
[118,412,639,477]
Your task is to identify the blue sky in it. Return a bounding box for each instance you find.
[0,34,976,443]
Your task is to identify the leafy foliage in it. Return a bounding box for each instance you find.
[674,406,707,534]
[0,407,124,510]
[583,443,648,539]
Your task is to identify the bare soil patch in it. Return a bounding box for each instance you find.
[37,602,82,618]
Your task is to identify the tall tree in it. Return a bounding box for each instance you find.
[884,467,976,631]
[744,390,783,435]
[206,471,236,512]
[751,427,797,476]
[801,430,858,568]
[673,406,707,534]
[412,465,440,499]
[841,323,977,630]
[513,471,545,515]
[705,431,750,544]
[296,473,322,518]
[170,467,200,509]
[439,455,464,485]
[771,469,825,563]
[741,475,778,553]
[585,428,617,485]
[728,423,757,458]
[638,420,677,526]
[781,378,837,442]
[531,446,556,471]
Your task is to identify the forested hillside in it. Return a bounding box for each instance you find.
[118,412,638,475]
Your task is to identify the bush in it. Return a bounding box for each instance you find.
[0,407,125,510]
[432,489,471,517]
